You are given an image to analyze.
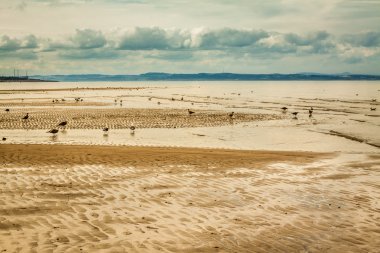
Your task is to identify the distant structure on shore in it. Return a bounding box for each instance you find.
[0,76,57,82]
[0,69,57,82]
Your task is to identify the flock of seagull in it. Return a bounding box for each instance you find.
[281,106,314,119]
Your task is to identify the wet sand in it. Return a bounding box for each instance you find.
[0,107,281,130]
[1,144,379,252]
[0,81,379,252]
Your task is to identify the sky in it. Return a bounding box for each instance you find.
[0,0,379,75]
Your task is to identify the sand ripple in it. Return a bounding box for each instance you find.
[0,145,379,252]
[0,108,281,129]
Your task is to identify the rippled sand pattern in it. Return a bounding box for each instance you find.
[0,145,379,252]
[0,108,281,129]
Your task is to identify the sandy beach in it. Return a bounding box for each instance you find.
[1,144,379,253]
[1,81,380,252]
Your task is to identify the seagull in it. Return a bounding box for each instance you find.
[5,108,9,112]
[22,113,29,120]
[309,109,313,117]
[57,121,67,128]
[47,129,59,135]
[188,109,195,115]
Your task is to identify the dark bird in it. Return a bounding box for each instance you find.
[47,129,59,134]
[309,109,313,117]
[57,121,67,127]
[2,137,6,141]
[292,112,298,119]
[5,108,9,112]
[228,112,235,118]
[372,99,377,102]
[370,107,376,111]
[181,97,184,101]
[148,97,152,101]
[103,127,109,132]
[130,126,136,134]
[188,109,195,115]
[281,107,288,112]
[22,113,29,120]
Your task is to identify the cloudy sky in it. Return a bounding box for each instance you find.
[0,0,379,75]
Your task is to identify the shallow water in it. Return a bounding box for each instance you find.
[1,81,379,152]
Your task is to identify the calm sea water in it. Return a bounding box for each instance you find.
[1,81,379,100]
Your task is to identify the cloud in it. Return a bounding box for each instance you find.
[1,27,380,74]
[341,32,380,47]
[70,29,107,49]
[198,28,269,49]
[118,27,170,50]
[58,48,120,59]
[0,35,39,51]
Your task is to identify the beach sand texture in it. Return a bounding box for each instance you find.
[0,81,379,252]
[1,145,380,253]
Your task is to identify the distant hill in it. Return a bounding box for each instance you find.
[31,73,380,82]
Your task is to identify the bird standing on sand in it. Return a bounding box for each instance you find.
[188,109,195,115]
[228,112,235,118]
[47,129,59,135]
[281,107,288,113]
[57,121,67,128]
[292,112,298,119]
[308,108,313,117]
[130,126,136,134]
[22,113,29,120]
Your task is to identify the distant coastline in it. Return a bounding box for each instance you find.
[30,73,380,82]
[0,76,58,82]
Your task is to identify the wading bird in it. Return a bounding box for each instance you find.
[47,129,59,135]
[130,126,136,134]
[58,121,67,128]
